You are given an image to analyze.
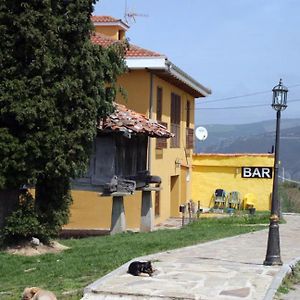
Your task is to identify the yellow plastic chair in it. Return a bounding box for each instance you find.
[243,193,257,209]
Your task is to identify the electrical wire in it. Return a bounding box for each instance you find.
[279,176,300,185]
[196,83,300,104]
[194,98,300,110]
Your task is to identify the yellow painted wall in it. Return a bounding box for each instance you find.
[149,75,194,220]
[94,26,124,40]
[192,154,274,211]
[66,70,196,230]
[65,192,142,230]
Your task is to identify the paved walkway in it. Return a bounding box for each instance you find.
[82,214,300,300]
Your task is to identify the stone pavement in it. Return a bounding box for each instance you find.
[82,214,300,300]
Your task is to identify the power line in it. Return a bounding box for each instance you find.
[279,176,300,185]
[196,83,300,104]
[194,98,300,110]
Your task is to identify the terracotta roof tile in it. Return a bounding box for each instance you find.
[91,33,164,58]
[91,16,120,23]
[98,103,173,138]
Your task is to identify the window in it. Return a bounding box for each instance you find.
[186,128,194,149]
[185,100,194,149]
[186,100,190,128]
[156,87,167,149]
[156,87,163,121]
[170,93,181,148]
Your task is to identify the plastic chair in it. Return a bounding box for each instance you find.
[213,189,226,208]
[243,193,257,209]
[227,191,241,210]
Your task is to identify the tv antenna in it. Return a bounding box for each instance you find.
[124,0,149,23]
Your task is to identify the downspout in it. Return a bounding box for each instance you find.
[147,72,154,172]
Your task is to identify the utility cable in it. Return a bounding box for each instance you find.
[194,98,300,110]
[196,83,300,104]
[279,176,300,185]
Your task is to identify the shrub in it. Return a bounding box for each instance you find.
[1,192,49,245]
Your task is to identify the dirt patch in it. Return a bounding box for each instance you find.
[5,240,69,256]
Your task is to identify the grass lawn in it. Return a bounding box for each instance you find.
[0,213,269,299]
[276,261,300,298]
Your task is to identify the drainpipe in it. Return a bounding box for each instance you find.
[147,72,154,172]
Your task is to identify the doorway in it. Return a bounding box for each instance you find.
[170,175,179,217]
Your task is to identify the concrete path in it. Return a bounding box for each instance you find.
[82,214,300,300]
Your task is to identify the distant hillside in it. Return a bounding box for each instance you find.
[195,119,300,180]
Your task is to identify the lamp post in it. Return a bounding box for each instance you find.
[264,79,288,266]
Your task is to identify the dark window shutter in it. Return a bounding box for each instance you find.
[170,93,181,148]
[156,121,168,149]
[186,128,194,149]
[157,87,163,121]
[186,100,190,128]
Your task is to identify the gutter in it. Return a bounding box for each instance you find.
[165,60,211,97]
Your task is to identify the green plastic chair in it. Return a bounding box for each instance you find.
[227,191,241,210]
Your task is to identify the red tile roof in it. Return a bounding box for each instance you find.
[91,33,164,58]
[91,16,120,23]
[98,103,173,138]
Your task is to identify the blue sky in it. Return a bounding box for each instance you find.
[94,0,300,125]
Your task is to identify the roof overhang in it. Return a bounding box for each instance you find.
[93,21,129,31]
[125,57,211,98]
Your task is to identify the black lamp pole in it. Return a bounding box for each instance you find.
[264,79,288,266]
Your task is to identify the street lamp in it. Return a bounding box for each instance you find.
[264,79,288,266]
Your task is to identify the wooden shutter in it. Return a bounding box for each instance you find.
[157,87,163,121]
[171,93,181,148]
[156,121,168,149]
[186,100,190,128]
[186,128,194,149]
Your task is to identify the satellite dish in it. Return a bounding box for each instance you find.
[195,126,208,141]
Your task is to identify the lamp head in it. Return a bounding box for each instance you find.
[272,79,288,111]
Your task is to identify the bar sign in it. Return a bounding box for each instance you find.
[242,167,273,179]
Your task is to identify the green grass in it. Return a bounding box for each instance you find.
[276,262,300,298]
[0,213,269,300]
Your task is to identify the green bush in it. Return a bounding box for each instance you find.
[1,193,49,245]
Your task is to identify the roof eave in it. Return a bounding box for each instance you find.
[125,57,211,98]
[166,60,211,97]
[93,20,130,31]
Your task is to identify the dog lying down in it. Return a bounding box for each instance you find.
[22,287,57,300]
[127,261,154,277]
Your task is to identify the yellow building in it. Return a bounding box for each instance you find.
[192,153,275,211]
[64,16,211,233]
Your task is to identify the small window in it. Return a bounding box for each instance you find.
[186,100,190,128]
[156,87,163,121]
[170,93,181,148]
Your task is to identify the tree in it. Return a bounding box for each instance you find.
[0,0,126,241]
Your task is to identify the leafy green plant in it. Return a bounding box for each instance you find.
[0,0,127,240]
[277,263,300,297]
[1,193,49,245]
